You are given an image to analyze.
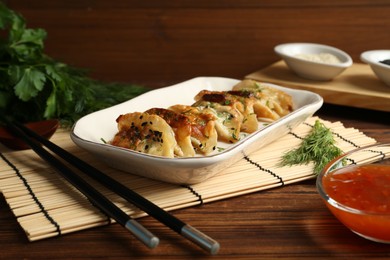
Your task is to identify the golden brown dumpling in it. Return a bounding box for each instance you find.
[232,79,293,121]
[145,108,195,157]
[194,90,258,133]
[192,100,242,143]
[169,104,218,155]
[111,112,182,158]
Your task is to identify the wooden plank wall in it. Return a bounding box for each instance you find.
[6,0,390,88]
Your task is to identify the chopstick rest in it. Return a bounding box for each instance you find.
[5,121,159,249]
[14,121,220,255]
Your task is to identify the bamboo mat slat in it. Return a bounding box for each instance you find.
[0,117,378,241]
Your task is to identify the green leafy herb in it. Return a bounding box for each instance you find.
[216,147,225,152]
[0,3,149,126]
[279,120,343,175]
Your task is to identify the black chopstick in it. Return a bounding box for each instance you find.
[5,121,159,249]
[14,121,220,255]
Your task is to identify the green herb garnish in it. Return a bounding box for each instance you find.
[279,120,343,175]
[0,3,148,126]
[217,147,225,152]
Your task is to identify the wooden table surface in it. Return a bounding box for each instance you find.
[2,1,390,259]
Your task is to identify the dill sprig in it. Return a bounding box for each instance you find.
[280,120,343,175]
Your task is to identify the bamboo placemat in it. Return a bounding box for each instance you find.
[0,117,377,241]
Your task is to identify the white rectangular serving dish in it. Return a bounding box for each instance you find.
[71,77,323,184]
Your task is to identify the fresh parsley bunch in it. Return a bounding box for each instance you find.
[0,3,148,126]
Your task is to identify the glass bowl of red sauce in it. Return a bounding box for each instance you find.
[316,143,390,243]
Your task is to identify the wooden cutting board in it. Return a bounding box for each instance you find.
[246,61,390,112]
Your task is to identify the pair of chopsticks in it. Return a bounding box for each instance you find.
[5,120,220,255]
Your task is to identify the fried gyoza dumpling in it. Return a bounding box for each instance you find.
[192,100,242,143]
[194,90,258,133]
[168,104,218,155]
[111,112,182,158]
[145,108,195,157]
[232,79,293,121]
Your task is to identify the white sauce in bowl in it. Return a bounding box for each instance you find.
[295,53,342,64]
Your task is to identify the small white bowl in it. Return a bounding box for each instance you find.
[274,43,353,81]
[360,50,390,87]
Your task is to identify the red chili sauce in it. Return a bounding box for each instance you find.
[322,164,390,242]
